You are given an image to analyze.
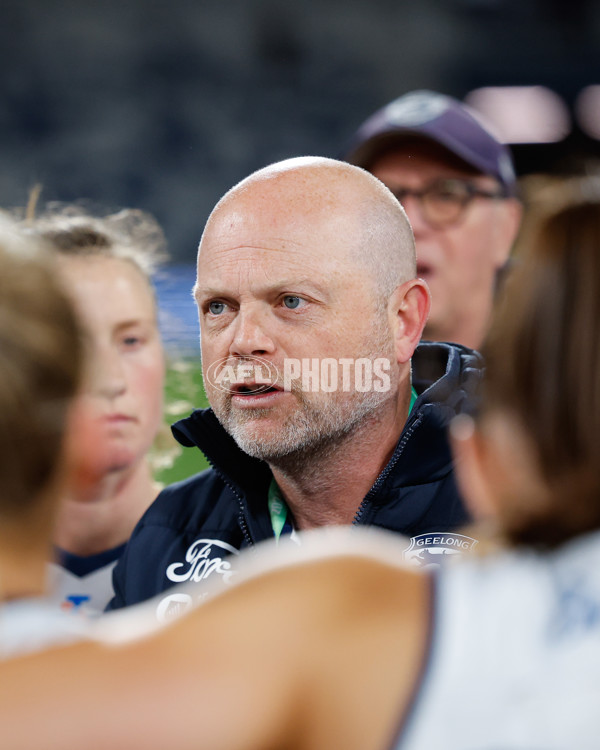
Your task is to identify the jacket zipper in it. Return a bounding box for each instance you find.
[204,456,255,547]
[220,476,254,547]
[237,505,253,546]
[352,414,423,525]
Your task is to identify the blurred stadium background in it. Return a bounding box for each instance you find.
[2,0,599,480]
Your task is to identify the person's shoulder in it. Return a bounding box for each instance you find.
[138,467,233,530]
[186,529,431,750]
[156,466,222,500]
[207,527,428,620]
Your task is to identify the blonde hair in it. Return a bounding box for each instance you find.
[15,201,168,279]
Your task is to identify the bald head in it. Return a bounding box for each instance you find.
[199,156,416,301]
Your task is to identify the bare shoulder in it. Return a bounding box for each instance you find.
[0,529,430,750]
[287,557,429,750]
[182,528,431,750]
[117,529,431,750]
[186,526,429,644]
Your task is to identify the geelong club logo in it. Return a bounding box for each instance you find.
[403,533,478,569]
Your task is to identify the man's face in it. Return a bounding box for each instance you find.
[195,201,398,461]
[370,141,514,348]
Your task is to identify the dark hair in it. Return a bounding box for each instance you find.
[481,177,600,547]
[0,218,83,519]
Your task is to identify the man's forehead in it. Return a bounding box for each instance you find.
[196,239,343,285]
[197,234,316,271]
[208,186,349,231]
[199,199,359,269]
[195,226,363,302]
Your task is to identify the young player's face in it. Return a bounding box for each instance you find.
[57,255,165,484]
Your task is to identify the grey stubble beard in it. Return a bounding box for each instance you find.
[208,319,398,471]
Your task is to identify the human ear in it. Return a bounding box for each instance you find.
[389,278,431,364]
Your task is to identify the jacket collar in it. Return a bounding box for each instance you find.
[172,407,271,495]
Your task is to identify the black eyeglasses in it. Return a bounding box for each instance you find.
[387,178,508,228]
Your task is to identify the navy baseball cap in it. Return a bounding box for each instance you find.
[342,90,517,196]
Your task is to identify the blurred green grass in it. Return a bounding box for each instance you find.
[152,357,212,486]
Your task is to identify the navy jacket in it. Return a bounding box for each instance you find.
[108,342,483,612]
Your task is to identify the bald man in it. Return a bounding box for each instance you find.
[108,157,483,614]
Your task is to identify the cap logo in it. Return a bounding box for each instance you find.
[385,91,449,127]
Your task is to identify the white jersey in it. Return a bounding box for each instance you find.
[0,598,91,659]
[397,529,600,750]
[47,544,125,616]
[0,593,175,660]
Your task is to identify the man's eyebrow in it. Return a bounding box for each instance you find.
[192,284,220,300]
[194,279,327,299]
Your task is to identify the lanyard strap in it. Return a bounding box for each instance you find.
[268,479,288,541]
[409,385,418,415]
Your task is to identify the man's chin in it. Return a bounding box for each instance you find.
[228,423,285,460]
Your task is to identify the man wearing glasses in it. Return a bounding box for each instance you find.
[342,90,522,351]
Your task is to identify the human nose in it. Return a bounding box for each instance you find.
[86,346,127,400]
[229,307,275,357]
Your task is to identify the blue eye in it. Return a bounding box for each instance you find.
[208,301,226,315]
[283,295,302,309]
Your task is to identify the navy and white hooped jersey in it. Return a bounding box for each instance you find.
[47,544,125,616]
[395,529,600,750]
